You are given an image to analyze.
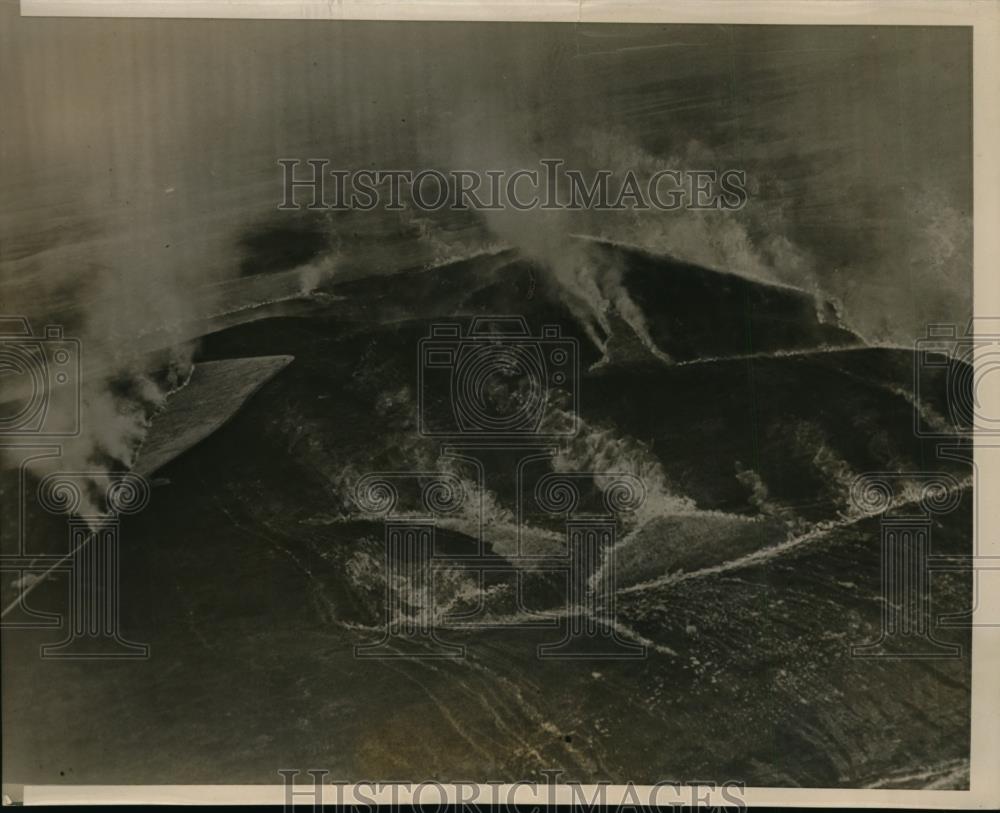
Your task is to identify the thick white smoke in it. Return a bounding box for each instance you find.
[1,209,213,520]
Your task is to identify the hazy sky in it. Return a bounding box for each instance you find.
[1,12,972,344]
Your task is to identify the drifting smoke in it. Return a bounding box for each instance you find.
[1,343,196,524]
[828,186,972,345]
[282,254,337,307]
[589,131,971,346]
[478,203,671,363]
[434,117,822,359]
[0,211,215,521]
[436,119,969,350]
[580,129,818,291]
[26,354,194,521]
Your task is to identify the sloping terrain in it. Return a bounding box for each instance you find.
[2,241,971,788]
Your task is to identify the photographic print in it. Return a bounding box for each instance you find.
[2,2,997,806]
